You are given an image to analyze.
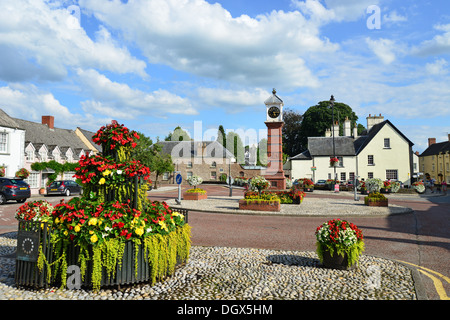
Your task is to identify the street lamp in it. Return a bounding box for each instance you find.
[228,156,236,197]
[330,95,338,192]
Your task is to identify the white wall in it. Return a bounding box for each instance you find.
[0,127,25,177]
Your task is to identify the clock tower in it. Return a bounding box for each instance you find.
[264,88,286,190]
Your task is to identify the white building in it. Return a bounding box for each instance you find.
[0,109,26,177]
[287,114,415,185]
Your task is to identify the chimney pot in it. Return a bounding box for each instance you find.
[428,138,436,146]
[42,116,54,129]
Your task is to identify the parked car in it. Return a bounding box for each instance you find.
[315,179,327,186]
[0,177,31,204]
[46,180,83,196]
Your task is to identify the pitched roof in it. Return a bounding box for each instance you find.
[264,89,283,105]
[0,109,23,129]
[420,141,450,156]
[308,136,356,156]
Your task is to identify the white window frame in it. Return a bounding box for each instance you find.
[0,132,8,153]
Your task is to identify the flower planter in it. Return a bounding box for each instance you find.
[183,192,207,200]
[15,219,191,290]
[321,248,357,271]
[238,199,280,212]
[365,198,389,207]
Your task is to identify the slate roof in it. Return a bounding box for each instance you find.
[157,141,235,159]
[420,140,450,157]
[290,119,414,160]
[0,109,23,129]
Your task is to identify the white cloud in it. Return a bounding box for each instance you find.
[383,10,407,24]
[322,0,380,22]
[365,38,397,64]
[197,87,270,112]
[79,0,337,89]
[413,23,450,56]
[76,68,197,118]
[426,58,448,75]
[0,0,147,82]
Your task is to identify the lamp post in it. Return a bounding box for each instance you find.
[228,156,236,197]
[330,95,338,192]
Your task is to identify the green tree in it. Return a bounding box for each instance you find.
[130,131,156,167]
[256,138,267,166]
[165,126,191,141]
[298,100,360,149]
[282,108,304,157]
[226,131,245,164]
[217,125,226,147]
[150,143,174,189]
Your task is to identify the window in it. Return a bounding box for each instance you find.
[162,172,169,180]
[211,171,217,180]
[386,170,398,180]
[328,173,331,179]
[340,172,346,181]
[25,172,40,188]
[63,172,76,181]
[187,161,192,169]
[337,156,344,167]
[26,150,34,161]
[0,133,8,153]
[368,155,374,165]
[368,172,374,179]
[210,161,216,168]
[186,171,193,179]
[349,172,355,182]
[384,138,390,148]
[39,150,47,161]
[447,163,449,172]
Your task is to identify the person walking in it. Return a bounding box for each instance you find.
[430,178,435,193]
[442,180,447,196]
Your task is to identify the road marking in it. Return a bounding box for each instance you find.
[396,259,450,300]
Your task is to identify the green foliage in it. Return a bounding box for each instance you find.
[316,240,365,267]
[282,108,304,157]
[31,160,78,185]
[298,100,361,150]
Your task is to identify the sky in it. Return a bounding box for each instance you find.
[0,0,449,153]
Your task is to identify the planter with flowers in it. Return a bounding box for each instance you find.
[294,178,314,192]
[15,168,30,179]
[184,175,207,200]
[15,121,191,291]
[380,180,392,193]
[412,181,425,194]
[240,176,280,211]
[315,219,365,270]
[0,166,5,177]
[329,157,339,167]
[364,178,388,207]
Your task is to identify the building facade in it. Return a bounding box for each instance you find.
[287,114,415,185]
[419,136,450,184]
[0,109,99,194]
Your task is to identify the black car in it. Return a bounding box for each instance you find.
[46,180,83,196]
[0,177,31,204]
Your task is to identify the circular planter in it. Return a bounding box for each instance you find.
[238,199,280,212]
[321,249,357,271]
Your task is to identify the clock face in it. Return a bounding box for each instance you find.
[268,106,280,119]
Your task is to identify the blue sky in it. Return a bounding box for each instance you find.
[0,0,449,153]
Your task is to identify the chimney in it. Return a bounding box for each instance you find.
[366,114,384,133]
[42,116,54,129]
[325,128,331,137]
[344,117,351,136]
[428,138,436,146]
[332,121,339,137]
[353,123,358,139]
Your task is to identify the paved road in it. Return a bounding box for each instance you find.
[1,185,449,300]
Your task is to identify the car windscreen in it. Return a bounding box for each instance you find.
[49,181,63,187]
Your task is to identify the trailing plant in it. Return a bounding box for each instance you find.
[390,181,401,193]
[366,178,383,194]
[15,168,30,179]
[315,219,365,267]
[412,181,425,193]
[31,161,79,185]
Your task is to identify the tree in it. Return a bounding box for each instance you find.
[164,126,191,141]
[131,131,156,167]
[150,143,174,189]
[298,100,360,149]
[217,125,226,147]
[256,138,267,166]
[226,131,245,164]
[282,108,304,157]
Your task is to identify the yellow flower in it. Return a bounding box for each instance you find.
[135,227,144,236]
[63,230,69,236]
[74,225,81,233]
[158,220,168,231]
[99,177,106,185]
[90,234,98,243]
[88,217,98,226]
[55,217,60,224]
[89,230,94,234]
[102,169,111,176]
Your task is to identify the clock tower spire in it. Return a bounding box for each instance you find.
[264,88,286,190]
